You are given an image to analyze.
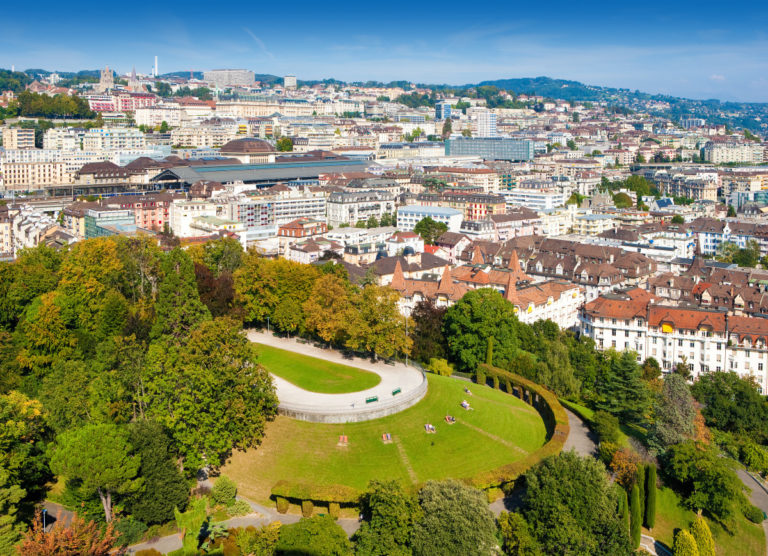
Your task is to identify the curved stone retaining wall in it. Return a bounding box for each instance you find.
[277,372,428,423]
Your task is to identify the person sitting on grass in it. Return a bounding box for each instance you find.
[461,400,471,410]
[445,415,456,424]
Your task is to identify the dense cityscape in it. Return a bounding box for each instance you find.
[2,53,768,556]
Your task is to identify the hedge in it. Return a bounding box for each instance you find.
[301,500,314,518]
[271,480,361,513]
[466,364,570,490]
[275,497,289,514]
[328,502,340,519]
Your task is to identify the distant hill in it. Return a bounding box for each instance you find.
[473,76,606,101]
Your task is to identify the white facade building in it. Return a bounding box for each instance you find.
[396,205,463,233]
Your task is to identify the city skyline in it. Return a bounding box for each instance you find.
[1,0,767,102]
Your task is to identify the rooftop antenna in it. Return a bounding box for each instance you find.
[154,55,158,77]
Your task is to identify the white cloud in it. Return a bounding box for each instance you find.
[709,74,726,81]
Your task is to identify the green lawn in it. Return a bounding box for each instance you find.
[223,374,547,504]
[255,343,381,394]
[649,486,764,556]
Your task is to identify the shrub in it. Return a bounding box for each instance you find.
[275,497,289,514]
[690,516,715,556]
[427,357,453,376]
[673,529,699,556]
[301,500,314,518]
[475,369,485,386]
[744,503,764,524]
[591,410,620,444]
[136,550,163,556]
[227,499,252,517]
[598,441,620,465]
[328,502,340,519]
[114,517,148,546]
[492,376,500,389]
[212,475,237,506]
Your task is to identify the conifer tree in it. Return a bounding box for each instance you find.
[645,464,657,529]
[150,248,210,342]
[629,484,641,549]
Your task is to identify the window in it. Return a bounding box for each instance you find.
[759,363,764,371]
[690,342,695,348]
[678,339,683,347]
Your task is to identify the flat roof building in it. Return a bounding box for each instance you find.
[445,137,534,161]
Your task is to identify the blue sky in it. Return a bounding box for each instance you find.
[2,0,767,102]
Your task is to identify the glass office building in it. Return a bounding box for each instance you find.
[445,137,535,161]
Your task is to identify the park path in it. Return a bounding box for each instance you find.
[562,408,598,457]
[393,436,418,483]
[456,418,527,455]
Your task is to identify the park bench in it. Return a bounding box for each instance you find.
[365,396,378,404]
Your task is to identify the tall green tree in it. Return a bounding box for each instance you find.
[443,288,523,372]
[411,480,497,556]
[498,511,542,556]
[126,421,189,524]
[354,480,422,556]
[410,300,446,363]
[0,391,52,526]
[143,318,277,473]
[49,423,142,522]
[645,464,656,529]
[522,452,632,556]
[665,441,747,522]
[629,485,641,549]
[691,371,768,442]
[648,373,696,453]
[150,248,211,342]
[303,274,352,345]
[596,351,650,423]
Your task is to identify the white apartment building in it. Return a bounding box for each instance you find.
[134,106,186,128]
[170,126,237,148]
[169,200,223,237]
[573,214,616,236]
[580,288,768,393]
[82,128,146,151]
[396,205,463,233]
[327,191,397,226]
[704,142,764,164]
[43,128,86,150]
[505,187,568,210]
[225,187,326,228]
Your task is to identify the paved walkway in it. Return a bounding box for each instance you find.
[562,408,599,457]
[247,330,425,415]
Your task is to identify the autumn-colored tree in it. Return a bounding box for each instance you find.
[303,274,351,345]
[345,285,412,359]
[16,510,121,555]
[610,448,642,489]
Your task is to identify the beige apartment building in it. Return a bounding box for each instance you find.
[2,128,35,150]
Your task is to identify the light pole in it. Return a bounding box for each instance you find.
[42,508,47,532]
